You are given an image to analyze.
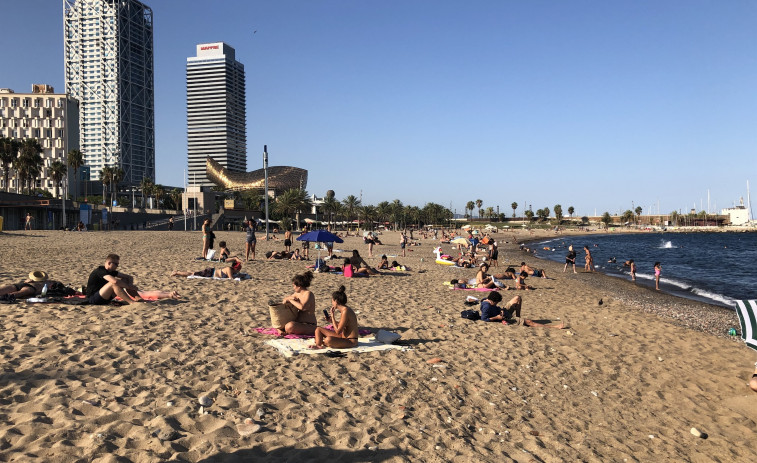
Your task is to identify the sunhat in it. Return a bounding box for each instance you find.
[28,271,48,281]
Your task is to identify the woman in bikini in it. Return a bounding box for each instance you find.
[476,263,498,289]
[312,285,359,349]
[583,245,594,272]
[654,262,662,290]
[282,271,317,335]
[201,218,211,259]
[170,257,243,279]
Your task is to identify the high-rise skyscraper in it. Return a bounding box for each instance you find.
[63,0,155,186]
[187,42,246,188]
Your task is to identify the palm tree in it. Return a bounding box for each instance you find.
[391,199,403,230]
[0,137,20,193]
[100,166,114,205]
[524,210,534,223]
[475,199,483,219]
[376,201,391,227]
[601,212,612,229]
[511,202,518,218]
[465,201,475,220]
[568,206,575,218]
[342,195,361,227]
[140,177,155,208]
[322,195,340,229]
[17,139,44,194]
[484,206,494,220]
[49,160,67,199]
[67,149,83,200]
[553,204,563,224]
[359,204,377,230]
[154,184,166,209]
[635,206,643,224]
[276,188,312,228]
[111,167,124,206]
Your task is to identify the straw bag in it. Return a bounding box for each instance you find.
[269,303,298,331]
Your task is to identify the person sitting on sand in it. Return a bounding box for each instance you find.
[218,241,231,262]
[350,250,379,275]
[281,271,317,335]
[0,271,62,300]
[86,254,145,305]
[171,257,243,279]
[343,258,370,277]
[514,271,533,290]
[480,291,522,325]
[311,285,359,349]
[289,248,304,260]
[476,263,498,289]
[520,262,548,279]
[378,255,390,270]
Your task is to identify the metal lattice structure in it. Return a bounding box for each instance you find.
[63,0,154,186]
[206,157,307,194]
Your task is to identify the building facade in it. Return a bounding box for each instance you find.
[63,0,155,186]
[187,42,247,188]
[0,86,80,196]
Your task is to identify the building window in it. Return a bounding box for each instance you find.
[10,99,17,107]
[22,99,29,108]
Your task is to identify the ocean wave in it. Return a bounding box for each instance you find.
[691,288,735,307]
[659,240,674,249]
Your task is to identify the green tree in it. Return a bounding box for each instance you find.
[553,204,563,224]
[601,212,612,229]
[322,195,340,229]
[391,199,404,229]
[17,139,44,194]
[475,199,483,219]
[342,195,361,225]
[621,209,634,225]
[376,201,391,226]
[359,204,377,229]
[100,166,114,205]
[524,210,534,223]
[66,148,84,200]
[635,206,643,224]
[276,189,312,229]
[154,184,166,209]
[140,177,155,208]
[511,202,518,218]
[536,208,547,221]
[466,201,475,220]
[49,160,67,199]
[669,210,679,226]
[568,206,575,218]
[0,137,20,193]
[484,206,494,220]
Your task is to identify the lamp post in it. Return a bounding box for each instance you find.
[264,145,269,240]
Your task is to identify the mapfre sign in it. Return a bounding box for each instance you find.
[200,45,219,50]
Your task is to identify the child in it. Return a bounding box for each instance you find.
[629,259,636,281]
[218,241,230,261]
[514,271,533,290]
[312,285,359,349]
[654,262,662,290]
[378,255,390,270]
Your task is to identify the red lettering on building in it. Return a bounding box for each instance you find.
[200,45,219,50]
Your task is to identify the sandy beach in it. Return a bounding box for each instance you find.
[1,228,756,462]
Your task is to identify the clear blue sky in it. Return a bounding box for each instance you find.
[2,0,756,217]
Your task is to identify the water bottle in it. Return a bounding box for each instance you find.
[41,283,48,297]
[728,328,737,336]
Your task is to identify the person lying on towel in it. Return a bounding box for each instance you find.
[171,257,243,279]
[311,285,360,349]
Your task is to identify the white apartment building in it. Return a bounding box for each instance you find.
[0,86,80,196]
[63,0,155,186]
[187,42,247,188]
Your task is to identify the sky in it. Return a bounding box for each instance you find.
[1,0,756,218]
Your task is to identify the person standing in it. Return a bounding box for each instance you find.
[300,224,310,259]
[245,219,257,261]
[583,245,594,272]
[284,229,293,252]
[564,245,577,273]
[168,217,174,231]
[201,218,211,259]
[654,262,662,290]
[629,259,637,281]
[399,231,408,257]
[25,213,33,230]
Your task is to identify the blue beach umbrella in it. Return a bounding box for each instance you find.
[296,229,343,260]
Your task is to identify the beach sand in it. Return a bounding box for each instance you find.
[1,228,756,462]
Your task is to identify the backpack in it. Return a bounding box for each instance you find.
[460,309,480,321]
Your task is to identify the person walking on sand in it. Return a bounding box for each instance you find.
[629,259,637,281]
[564,245,577,273]
[583,245,594,272]
[311,285,360,349]
[654,262,662,290]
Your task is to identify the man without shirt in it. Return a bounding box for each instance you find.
[86,254,144,305]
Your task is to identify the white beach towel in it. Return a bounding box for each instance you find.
[265,336,410,358]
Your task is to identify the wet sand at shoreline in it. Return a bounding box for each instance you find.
[0,228,756,462]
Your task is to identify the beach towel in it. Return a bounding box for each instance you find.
[254,326,372,339]
[734,300,757,352]
[186,273,251,281]
[265,336,410,358]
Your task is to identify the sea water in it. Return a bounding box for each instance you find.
[530,232,757,308]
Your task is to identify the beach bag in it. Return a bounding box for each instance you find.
[460,309,480,321]
[375,329,402,344]
[269,302,298,332]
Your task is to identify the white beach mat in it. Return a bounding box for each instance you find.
[265,336,410,358]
